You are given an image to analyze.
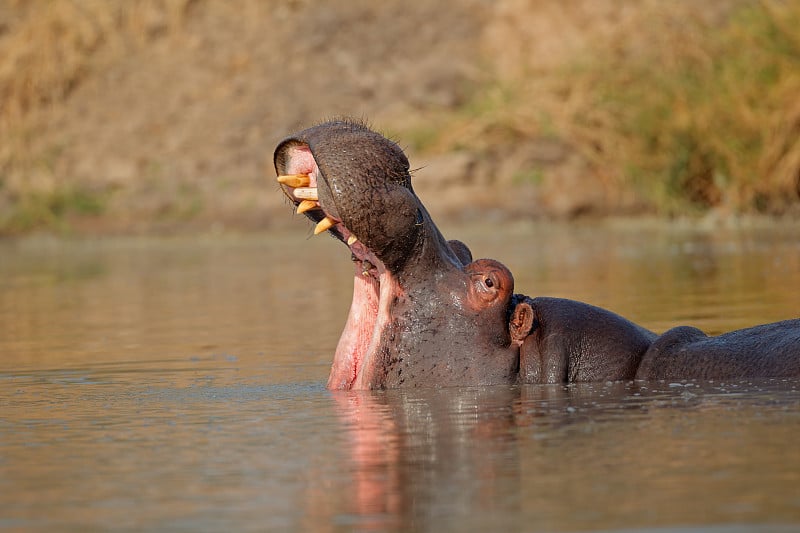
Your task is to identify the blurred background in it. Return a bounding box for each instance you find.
[1,0,799,236]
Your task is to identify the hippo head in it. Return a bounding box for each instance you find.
[274,120,519,389]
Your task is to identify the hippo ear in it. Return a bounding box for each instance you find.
[510,300,535,345]
[447,239,473,266]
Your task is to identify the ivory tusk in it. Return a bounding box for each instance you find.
[314,216,336,235]
[277,174,311,188]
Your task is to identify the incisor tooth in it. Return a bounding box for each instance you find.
[293,187,318,200]
[296,200,317,214]
[362,260,374,276]
[314,216,336,235]
[347,235,358,246]
[276,174,311,188]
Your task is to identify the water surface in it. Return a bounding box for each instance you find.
[1,221,799,531]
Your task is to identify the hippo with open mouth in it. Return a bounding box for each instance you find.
[274,120,800,389]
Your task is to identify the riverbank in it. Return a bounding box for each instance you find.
[1,1,798,236]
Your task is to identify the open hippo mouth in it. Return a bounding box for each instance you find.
[274,120,520,390]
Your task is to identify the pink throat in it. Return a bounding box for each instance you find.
[327,261,396,390]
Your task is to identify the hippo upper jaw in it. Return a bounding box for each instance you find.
[274,120,520,390]
[274,120,463,274]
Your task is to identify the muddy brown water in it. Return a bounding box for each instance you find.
[1,221,799,532]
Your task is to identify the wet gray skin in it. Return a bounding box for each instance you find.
[635,320,800,380]
[508,296,657,383]
[274,120,518,389]
[507,297,800,383]
[275,120,800,389]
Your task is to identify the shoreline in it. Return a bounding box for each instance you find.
[3,209,798,242]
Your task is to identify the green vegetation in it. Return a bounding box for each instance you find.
[512,169,544,187]
[584,1,800,214]
[409,1,800,216]
[0,186,107,235]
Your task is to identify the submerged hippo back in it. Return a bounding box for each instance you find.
[511,296,657,384]
[636,319,800,380]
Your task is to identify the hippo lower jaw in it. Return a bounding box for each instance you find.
[329,260,400,390]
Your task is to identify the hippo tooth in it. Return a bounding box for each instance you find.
[294,187,318,200]
[347,235,358,246]
[296,200,317,214]
[276,174,311,188]
[361,260,374,276]
[314,216,336,235]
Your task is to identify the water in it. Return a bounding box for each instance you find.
[1,221,799,531]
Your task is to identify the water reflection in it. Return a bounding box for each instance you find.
[318,381,800,532]
[328,387,521,531]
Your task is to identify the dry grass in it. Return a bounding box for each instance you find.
[577,0,800,214]
[0,0,193,233]
[0,0,192,124]
[410,1,800,215]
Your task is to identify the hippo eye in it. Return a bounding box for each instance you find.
[484,278,494,288]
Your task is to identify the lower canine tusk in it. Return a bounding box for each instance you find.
[314,216,336,235]
[347,235,358,246]
[296,200,317,214]
[277,174,311,188]
[362,260,374,276]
